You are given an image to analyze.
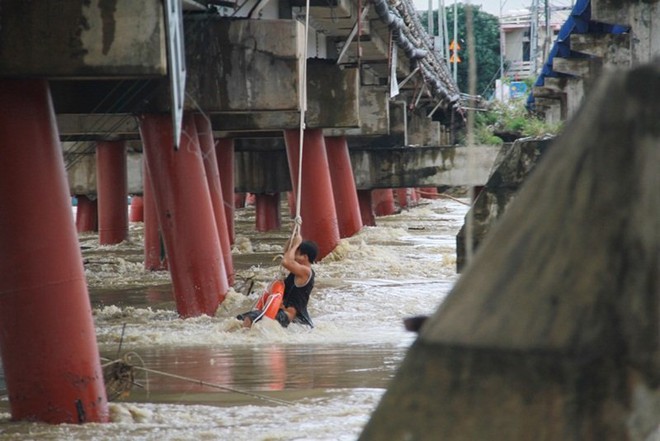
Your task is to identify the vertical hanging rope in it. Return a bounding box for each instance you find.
[292,0,311,241]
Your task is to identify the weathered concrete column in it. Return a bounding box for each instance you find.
[195,114,233,286]
[456,140,551,272]
[96,140,128,245]
[357,190,376,226]
[283,128,340,260]
[139,114,225,318]
[255,193,281,232]
[143,162,166,271]
[129,196,144,222]
[360,64,660,440]
[215,137,235,244]
[372,189,396,216]
[75,194,98,233]
[0,80,108,423]
[325,136,362,238]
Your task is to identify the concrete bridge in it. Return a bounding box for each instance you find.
[0,0,488,424]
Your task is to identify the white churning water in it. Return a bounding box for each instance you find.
[0,197,468,440]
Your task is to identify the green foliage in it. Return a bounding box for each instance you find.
[470,100,563,145]
[418,4,501,97]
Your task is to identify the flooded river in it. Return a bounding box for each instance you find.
[0,196,468,440]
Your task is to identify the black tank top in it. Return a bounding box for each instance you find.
[282,270,315,327]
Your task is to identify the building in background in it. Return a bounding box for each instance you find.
[496,2,570,101]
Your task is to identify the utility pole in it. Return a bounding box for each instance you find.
[428,0,434,38]
[438,0,445,61]
[499,0,508,101]
[543,0,552,62]
[442,0,450,69]
[530,0,539,75]
[453,0,458,83]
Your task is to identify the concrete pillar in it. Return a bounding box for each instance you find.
[325,136,363,238]
[138,113,225,318]
[357,190,376,226]
[283,128,340,260]
[143,162,167,271]
[255,193,281,232]
[0,79,108,423]
[129,196,144,222]
[195,114,233,286]
[75,194,98,233]
[215,137,235,244]
[372,189,396,216]
[96,141,128,245]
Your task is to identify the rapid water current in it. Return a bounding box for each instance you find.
[0,196,468,440]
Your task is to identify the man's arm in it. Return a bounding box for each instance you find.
[281,233,311,285]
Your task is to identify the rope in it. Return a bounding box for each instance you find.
[101,354,293,407]
[415,189,470,206]
[290,0,312,246]
[132,365,293,406]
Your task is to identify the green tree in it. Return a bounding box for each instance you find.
[419,4,501,98]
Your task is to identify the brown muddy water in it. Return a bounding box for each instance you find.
[0,198,467,440]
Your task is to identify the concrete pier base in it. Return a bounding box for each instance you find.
[360,63,660,441]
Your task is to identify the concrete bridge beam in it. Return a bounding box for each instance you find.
[67,144,500,195]
[0,0,167,78]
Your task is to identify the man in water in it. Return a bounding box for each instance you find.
[238,233,318,328]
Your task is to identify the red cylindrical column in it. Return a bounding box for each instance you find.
[283,129,340,259]
[75,195,98,233]
[96,141,128,244]
[396,189,409,209]
[195,114,233,287]
[286,191,296,218]
[420,187,438,199]
[256,193,281,232]
[234,193,246,208]
[0,80,108,423]
[215,138,235,245]
[411,188,421,204]
[373,189,396,216]
[324,136,363,238]
[357,190,376,226]
[129,196,144,222]
[139,114,225,317]
[143,162,167,271]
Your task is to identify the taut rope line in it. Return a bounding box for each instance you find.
[102,354,294,407]
[291,0,312,244]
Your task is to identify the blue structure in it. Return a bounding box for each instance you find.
[526,0,629,110]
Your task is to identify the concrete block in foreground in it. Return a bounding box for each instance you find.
[360,62,660,440]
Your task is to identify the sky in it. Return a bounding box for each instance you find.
[412,0,532,17]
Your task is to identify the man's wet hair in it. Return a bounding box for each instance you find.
[298,240,319,263]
